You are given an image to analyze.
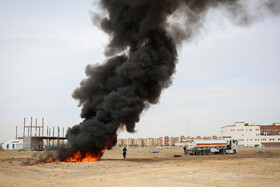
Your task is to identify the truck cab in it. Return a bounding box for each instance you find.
[225,139,238,154]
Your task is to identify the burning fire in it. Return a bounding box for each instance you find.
[65,136,115,162]
[20,150,104,166]
[65,150,105,163]
[20,136,116,166]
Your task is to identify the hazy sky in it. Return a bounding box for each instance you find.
[0,0,279,143]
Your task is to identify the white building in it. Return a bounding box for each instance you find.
[2,139,23,150]
[221,122,280,147]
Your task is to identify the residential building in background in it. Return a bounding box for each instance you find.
[260,123,280,135]
[116,135,221,147]
[116,122,280,148]
[2,139,23,150]
[158,137,163,147]
[221,122,280,147]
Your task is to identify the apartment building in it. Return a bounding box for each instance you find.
[117,138,125,146]
[127,138,134,146]
[180,136,185,143]
[117,135,223,147]
[147,138,154,147]
[164,136,169,146]
[175,137,180,144]
[154,138,158,146]
[158,137,163,147]
[221,122,280,147]
[136,138,144,146]
[260,123,280,135]
[170,137,175,146]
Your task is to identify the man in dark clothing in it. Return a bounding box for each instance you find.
[122,146,127,159]
[183,146,187,155]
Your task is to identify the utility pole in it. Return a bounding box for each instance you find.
[23,118,25,137]
[42,118,44,137]
[49,127,51,149]
[58,126,60,148]
[47,126,49,149]
[35,119,37,150]
[16,125,18,139]
[30,117,33,137]
[53,127,54,148]
[63,127,64,146]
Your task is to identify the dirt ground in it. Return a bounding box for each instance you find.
[0,147,279,187]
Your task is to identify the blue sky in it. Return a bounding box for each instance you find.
[0,0,279,142]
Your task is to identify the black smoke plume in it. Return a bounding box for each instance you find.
[60,0,279,160]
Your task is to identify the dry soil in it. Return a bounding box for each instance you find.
[0,147,279,187]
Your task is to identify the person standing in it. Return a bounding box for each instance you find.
[183,146,187,155]
[122,146,127,159]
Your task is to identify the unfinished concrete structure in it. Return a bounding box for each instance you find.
[23,137,43,150]
[18,117,67,150]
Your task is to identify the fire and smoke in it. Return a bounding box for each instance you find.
[23,0,280,164]
[64,0,280,161]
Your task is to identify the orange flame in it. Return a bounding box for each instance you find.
[64,149,105,162]
[64,136,115,162]
[20,136,116,166]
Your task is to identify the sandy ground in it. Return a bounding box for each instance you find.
[0,147,279,187]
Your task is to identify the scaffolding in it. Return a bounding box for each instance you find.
[18,117,67,150]
[23,117,44,138]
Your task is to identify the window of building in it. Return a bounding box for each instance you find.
[249,129,252,131]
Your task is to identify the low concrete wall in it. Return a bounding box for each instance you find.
[23,137,43,150]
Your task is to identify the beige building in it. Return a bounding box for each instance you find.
[153,138,159,146]
[136,138,143,146]
[221,122,280,147]
[142,138,148,146]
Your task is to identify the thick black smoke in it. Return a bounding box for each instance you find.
[62,0,279,159]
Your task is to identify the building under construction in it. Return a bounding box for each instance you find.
[17,117,67,151]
